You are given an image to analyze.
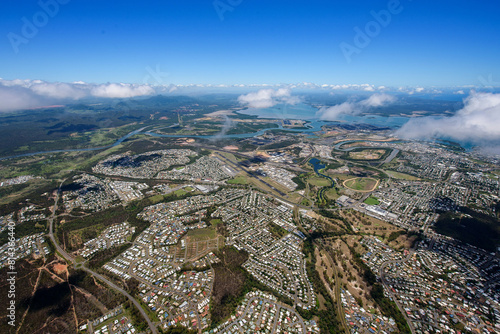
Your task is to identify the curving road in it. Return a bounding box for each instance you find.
[48,179,158,334]
[379,248,417,334]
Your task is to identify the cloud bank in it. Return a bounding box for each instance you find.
[237,88,301,109]
[91,83,155,98]
[0,78,487,114]
[316,93,396,120]
[0,84,47,111]
[0,79,156,112]
[395,92,500,154]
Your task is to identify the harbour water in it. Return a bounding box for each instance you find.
[0,104,437,160]
[239,103,410,128]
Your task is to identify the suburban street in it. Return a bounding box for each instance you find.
[379,247,417,334]
[47,179,158,334]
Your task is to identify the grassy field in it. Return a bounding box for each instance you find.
[67,223,106,250]
[364,196,380,205]
[307,176,332,187]
[301,198,311,206]
[325,188,340,200]
[340,209,400,238]
[219,152,238,163]
[287,192,302,203]
[342,147,391,162]
[174,189,188,196]
[185,227,217,241]
[344,177,378,192]
[146,194,165,204]
[384,170,420,180]
[349,149,386,160]
[0,178,54,205]
[210,219,223,227]
[227,175,248,184]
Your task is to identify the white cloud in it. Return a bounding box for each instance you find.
[0,80,446,112]
[0,79,157,111]
[398,86,426,95]
[316,101,358,120]
[0,85,46,112]
[30,82,87,99]
[316,93,396,120]
[90,83,154,98]
[395,92,500,153]
[359,93,396,107]
[237,88,300,109]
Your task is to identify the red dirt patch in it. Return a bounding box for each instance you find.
[53,263,68,275]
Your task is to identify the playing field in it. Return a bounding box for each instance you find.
[174,189,187,196]
[343,177,378,192]
[307,176,332,187]
[227,175,248,184]
[364,196,380,205]
[348,149,386,160]
[384,170,420,180]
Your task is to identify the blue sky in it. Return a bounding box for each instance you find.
[1,0,500,87]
